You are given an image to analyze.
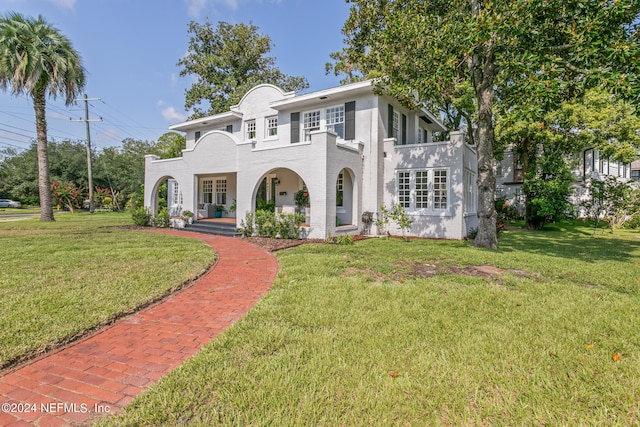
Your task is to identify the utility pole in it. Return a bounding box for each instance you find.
[71,94,102,213]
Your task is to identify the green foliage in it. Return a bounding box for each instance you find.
[256,197,275,212]
[375,204,390,236]
[242,210,305,239]
[151,207,171,228]
[178,20,309,118]
[523,151,574,230]
[240,211,255,237]
[155,132,186,159]
[50,179,85,213]
[582,177,639,232]
[388,204,414,241]
[131,206,152,227]
[294,189,309,208]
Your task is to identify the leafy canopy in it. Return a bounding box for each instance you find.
[179,20,308,119]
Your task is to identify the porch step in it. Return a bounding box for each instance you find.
[183,220,241,237]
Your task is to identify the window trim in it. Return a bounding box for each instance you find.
[395,168,450,213]
[265,116,278,138]
[245,120,256,140]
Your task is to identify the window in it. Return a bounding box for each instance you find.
[336,172,344,207]
[433,170,447,209]
[172,181,183,205]
[326,106,345,138]
[464,169,477,213]
[396,169,449,211]
[216,179,227,205]
[303,110,320,141]
[392,111,399,140]
[417,127,424,144]
[397,171,411,208]
[415,171,429,209]
[202,180,213,204]
[266,116,278,137]
[195,131,201,141]
[246,120,256,139]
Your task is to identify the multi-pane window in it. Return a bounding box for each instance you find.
[172,181,183,205]
[433,170,448,209]
[202,180,213,204]
[216,179,227,205]
[336,172,344,207]
[415,171,429,209]
[396,169,449,211]
[303,111,321,141]
[417,128,424,144]
[326,106,345,138]
[266,116,278,137]
[246,120,256,139]
[397,171,411,208]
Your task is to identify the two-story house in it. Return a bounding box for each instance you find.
[495,147,634,215]
[144,80,478,239]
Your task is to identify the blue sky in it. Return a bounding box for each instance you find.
[0,0,352,151]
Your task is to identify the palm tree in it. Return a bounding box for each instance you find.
[0,13,85,221]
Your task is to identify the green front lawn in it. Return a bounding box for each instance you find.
[101,222,640,426]
[0,212,214,369]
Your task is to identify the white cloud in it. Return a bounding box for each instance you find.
[184,0,240,19]
[48,0,76,9]
[160,105,188,123]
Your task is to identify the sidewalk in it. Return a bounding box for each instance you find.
[0,230,278,426]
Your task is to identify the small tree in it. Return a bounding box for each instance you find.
[583,177,638,233]
[389,204,414,241]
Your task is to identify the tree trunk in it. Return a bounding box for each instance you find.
[469,35,498,248]
[33,87,55,221]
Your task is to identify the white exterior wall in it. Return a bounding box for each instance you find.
[145,81,477,240]
[382,131,476,239]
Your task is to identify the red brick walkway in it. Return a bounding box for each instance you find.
[0,230,278,426]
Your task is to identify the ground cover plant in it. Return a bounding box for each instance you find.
[101,221,640,426]
[0,212,214,369]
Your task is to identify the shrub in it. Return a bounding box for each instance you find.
[241,210,304,239]
[131,206,152,226]
[151,208,171,228]
[240,212,255,237]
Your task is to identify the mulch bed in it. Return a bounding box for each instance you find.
[243,235,369,252]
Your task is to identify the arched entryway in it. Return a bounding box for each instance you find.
[149,175,183,217]
[252,167,308,216]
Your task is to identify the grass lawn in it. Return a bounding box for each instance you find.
[100,221,640,426]
[0,212,214,369]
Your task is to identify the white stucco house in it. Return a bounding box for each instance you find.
[144,80,478,239]
[495,147,634,215]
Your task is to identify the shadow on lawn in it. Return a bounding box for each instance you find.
[499,222,640,263]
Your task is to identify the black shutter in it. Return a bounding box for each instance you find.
[291,112,300,143]
[387,104,394,138]
[401,114,407,145]
[225,124,233,133]
[345,101,356,140]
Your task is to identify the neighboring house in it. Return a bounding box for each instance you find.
[144,80,478,239]
[495,147,634,215]
[631,160,640,182]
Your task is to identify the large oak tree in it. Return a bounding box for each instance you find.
[179,20,309,118]
[338,0,639,248]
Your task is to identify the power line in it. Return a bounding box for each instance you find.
[71,94,102,213]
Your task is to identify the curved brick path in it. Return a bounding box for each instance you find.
[0,230,278,426]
